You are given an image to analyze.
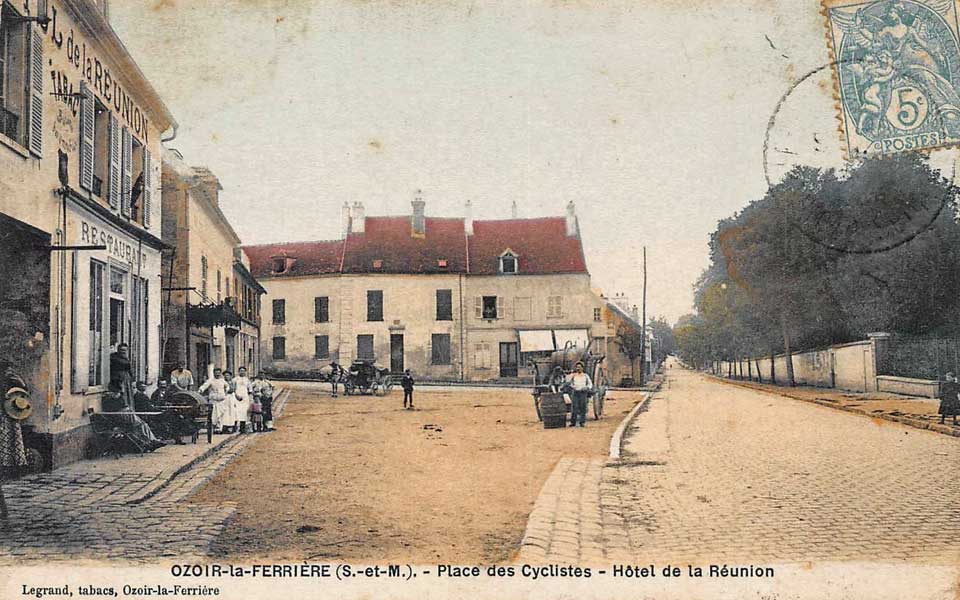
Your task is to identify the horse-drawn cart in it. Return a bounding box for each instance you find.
[342,359,395,396]
[531,344,609,427]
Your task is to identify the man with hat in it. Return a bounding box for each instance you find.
[565,361,594,428]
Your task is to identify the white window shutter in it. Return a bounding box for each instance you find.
[79,82,94,191]
[107,113,120,210]
[143,149,152,228]
[497,296,504,319]
[474,297,482,319]
[121,127,132,218]
[27,28,43,157]
[556,296,563,318]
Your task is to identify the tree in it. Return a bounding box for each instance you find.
[614,325,645,383]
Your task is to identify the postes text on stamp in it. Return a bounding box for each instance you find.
[824,0,960,156]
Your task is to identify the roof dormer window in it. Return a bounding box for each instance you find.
[271,254,295,274]
[437,259,448,269]
[499,250,518,274]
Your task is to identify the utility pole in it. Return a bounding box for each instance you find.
[640,246,647,385]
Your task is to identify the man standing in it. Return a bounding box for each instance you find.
[939,372,960,425]
[199,368,230,433]
[170,362,195,391]
[565,362,593,428]
[329,361,342,398]
[401,369,415,410]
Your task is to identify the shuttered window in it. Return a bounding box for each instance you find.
[315,335,329,359]
[26,27,41,157]
[120,127,132,218]
[436,289,452,321]
[357,335,374,360]
[79,82,95,191]
[473,342,491,369]
[272,299,285,324]
[272,337,286,360]
[480,296,498,319]
[547,296,563,318]
[431,334,451,365]
[107,113,120,209]
[315,296,329,323]
[367,290,383,322]
[142,148,152,228]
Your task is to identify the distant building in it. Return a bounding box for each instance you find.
[0,0,175,469]
[595,295,652,387]
[161,151,264,383]
[246,197,604,381]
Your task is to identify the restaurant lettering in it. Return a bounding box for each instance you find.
[80,221,148,267]
[46,2,150,142]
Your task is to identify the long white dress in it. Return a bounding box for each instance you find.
[233,376,252,426]
[199,377,234,431]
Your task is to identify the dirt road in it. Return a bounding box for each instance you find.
[189,383,641,563]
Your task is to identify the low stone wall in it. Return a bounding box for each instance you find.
[717,340,877,393]
[876,375,940,398]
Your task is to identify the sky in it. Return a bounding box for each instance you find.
[110,0,841,324]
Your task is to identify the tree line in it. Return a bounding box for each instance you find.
[674,154,960,384]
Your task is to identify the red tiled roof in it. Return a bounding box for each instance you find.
[342,217,467,274]
[468,217,587,275]
[245,240,344,278]
[243,215,588,278]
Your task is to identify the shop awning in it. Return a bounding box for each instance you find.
[186,303,241,328]
[554,329,590,350]
[519,330,555,353]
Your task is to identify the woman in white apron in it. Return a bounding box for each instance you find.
[233,367,252,433]
[199,368,233,433]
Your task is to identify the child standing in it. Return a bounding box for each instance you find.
[401,369,414,410]
[250,396,264,432]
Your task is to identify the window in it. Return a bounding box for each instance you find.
[480,296,498,319]
[88,260,105,386]
[594,307,603,322]
[315,335,329,359]
[357,334,374,360]
[432,334,451,365]
[272,299,285,324]
[272,337,286,360]
[499,251,518,274]
[216,269,222,303]
[271,257,286,274]
[108,267,126,348]
[225,277,231,303]
[200,256,208,299]
[315,296,329,323]
[367,290,383,322]
[547,296,563,318]
[0,4,39,152]
[514,297,532,321]
[92,98,108,198]
[436,289,452,321]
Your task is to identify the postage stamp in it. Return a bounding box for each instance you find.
[823,0,960,156]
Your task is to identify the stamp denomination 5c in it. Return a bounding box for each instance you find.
[824,0,960,156]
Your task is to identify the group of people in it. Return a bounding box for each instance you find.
[197,366,275,434]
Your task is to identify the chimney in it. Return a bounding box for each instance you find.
[192,167,222,208]
[511,200,518,219]
[352,201,365,234]
[464,200,474,236]
[411,189,426,237]
[341,202,352,237]
[565,201,578,236]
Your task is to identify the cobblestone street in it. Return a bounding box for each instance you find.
[0,391,290,563]
[519,366,960,565]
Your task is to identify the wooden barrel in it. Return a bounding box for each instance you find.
[539,392,568,429]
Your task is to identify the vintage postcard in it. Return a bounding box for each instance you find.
[0,1,959,599]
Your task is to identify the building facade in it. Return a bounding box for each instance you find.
[160,150,263,384]
[0,0,174,469]
[247,199,603,382]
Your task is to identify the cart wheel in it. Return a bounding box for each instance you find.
[593,366,608,420]
[533,393,543,422]
[344,381,355,395]
[384,378,395,394]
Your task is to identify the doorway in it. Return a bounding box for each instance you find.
[500,342,519,378]
[390,334,404,373]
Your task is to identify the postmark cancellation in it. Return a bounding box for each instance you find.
[824,0,960,156]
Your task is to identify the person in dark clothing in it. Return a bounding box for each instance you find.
[329,361,342,398]
[106,344,163,450]
[133,382,154,413]
[939,372,960,425]
[151,380,168,406]
[401,370,415,410]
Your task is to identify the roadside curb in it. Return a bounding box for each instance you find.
[710,376,960,438]
[129,387,292,505]
[608,382,661,460]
